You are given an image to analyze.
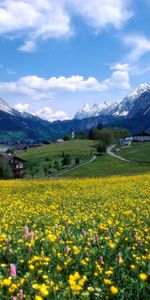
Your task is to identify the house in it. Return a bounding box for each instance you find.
[122,137,133,146]
[132,132,150,142]
[23,146,29,151]
[43,140,53,145]
[9,156,26,178]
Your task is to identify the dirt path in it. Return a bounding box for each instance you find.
[107,145,148,164]
[52,155,96,177]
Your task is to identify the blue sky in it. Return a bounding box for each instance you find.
[0,0,150,121]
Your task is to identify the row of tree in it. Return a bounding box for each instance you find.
[88,125,130,154]
[26,154,80,178]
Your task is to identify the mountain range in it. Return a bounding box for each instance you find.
[74,83,150,120]
[0,83,150,143]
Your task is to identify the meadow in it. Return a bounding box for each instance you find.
[18,140,95,161]
[0,175,150,299]
[61,155,150,178]
[17,140,96,178]
[118,142,150,163]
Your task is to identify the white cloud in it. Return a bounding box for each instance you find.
[13,103,30,112]
[69,0,133,30]
[0,75,108,97]
[0,71,130,104]
[0,63,16,75]
[111,63,130,71]
[18,40,36,52]
[13,102,69,121]
[33,106,69,122]
[105,70,130,89]
[0,0,132,51]
[123,34,150,62]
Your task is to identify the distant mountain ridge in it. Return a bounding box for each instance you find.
[74,83,150,120]
[0,82,150,143]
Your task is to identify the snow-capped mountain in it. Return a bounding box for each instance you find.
[74,83,150,120]
[0,82,149,143]
[0,98,14,115]
[74,102,117,119]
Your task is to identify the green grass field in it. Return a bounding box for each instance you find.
[17,140,150,178]
[61,154,150,177]
[118,142,150,163]
[18,139,96,161]
[17,140,96,178]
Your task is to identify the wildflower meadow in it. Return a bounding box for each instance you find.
[0,174,150,299]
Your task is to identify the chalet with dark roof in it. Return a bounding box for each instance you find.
[8,156,26,178]
[132,131,150,142]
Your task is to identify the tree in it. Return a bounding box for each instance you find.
[98,129,115,146]
[63,135,70,141]
[43,162,49,176]
[96,141,106,153]
[75,157,80,165]
[76,131,87,139]
[28,163,38,178]
[88,128,101,140]
[97,123,103,130]
[53,160,60,170]
[0,156,13,179]
[62,154,71,166]
[112,128,130,140]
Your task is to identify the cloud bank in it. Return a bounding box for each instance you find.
[0,70,130,101]
[0,0,132,51]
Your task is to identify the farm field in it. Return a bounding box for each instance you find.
[117,142,150,163]
[0,175,150,299]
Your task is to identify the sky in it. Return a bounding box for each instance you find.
[0,0,150,121]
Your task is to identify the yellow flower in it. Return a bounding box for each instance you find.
[2,278,12,287]
[47,234,57,242]
[87,287,94,292]
[39,284,49,297]
[29,265,35,270]
[35,296,43,300]
[43,275,49,279]
[130,264,136,269]
[69,272,86,292]
[32,283,39,290]
[104,278,111,285]
[110,286,118,295]
[80,259,87,265]
[139,273,148,281]
[56,265,62,271]
[73,245,80,255]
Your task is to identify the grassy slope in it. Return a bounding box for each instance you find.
[18,140,96,161]
[118,142,150,163]
[61,154,150,178]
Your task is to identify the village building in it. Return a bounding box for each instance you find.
[122,137,133,146]
[132,132,150,142]
[8,156,26,178]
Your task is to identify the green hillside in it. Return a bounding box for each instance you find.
[18,139,96,161]
[61,154,150,178]
[18,139,96,178]
[17,140,150,178]
[118,142,150,163]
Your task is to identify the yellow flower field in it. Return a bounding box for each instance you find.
[0,174,150,299]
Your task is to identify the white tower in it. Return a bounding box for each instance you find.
[71,130,75,139]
